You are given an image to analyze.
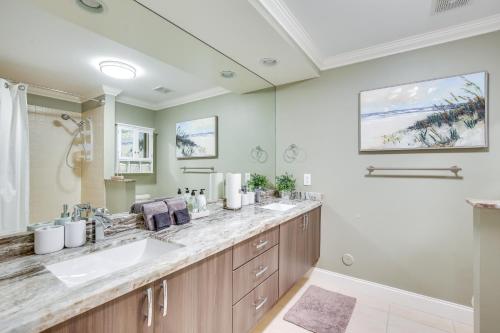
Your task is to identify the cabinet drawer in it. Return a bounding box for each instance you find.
[233,245,278,304]
[233,227,279,269]
[233,272,278,333]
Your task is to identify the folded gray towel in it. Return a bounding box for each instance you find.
[142,201,169,231]
[165,197,187,225]
[130,197,170,214]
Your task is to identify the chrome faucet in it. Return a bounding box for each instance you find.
[91,208,113,242]
[72,203,92,221]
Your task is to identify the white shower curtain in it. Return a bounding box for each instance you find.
[0,79,29,234]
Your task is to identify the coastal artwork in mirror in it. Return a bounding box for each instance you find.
[176,116,218,159]
[359,71,488,152]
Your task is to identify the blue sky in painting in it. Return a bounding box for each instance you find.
[176,117,215,137]
[360,72,485,116]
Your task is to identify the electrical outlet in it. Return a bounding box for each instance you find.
[304,173,311,186]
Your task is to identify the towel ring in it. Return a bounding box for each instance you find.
[251,145,268,163]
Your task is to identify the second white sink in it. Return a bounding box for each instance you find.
[46,238,184,287]
[261,203,296,212]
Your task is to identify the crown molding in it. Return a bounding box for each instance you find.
[115,95,159,110]
[252,0,500,72]
[101,85,122,97]
[249,0,324,68]
[27,86,83,103]
[116,87,230,111]
[321,13,500,70]
[154,87,230,110]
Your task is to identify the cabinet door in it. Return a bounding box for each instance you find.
[154,248,232,333]
[44,284,154,333]
[306,207,321,266]
[136,130,152,160]
[278,215,307,298]
[118,126,135,160]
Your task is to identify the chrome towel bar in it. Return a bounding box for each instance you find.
[366,165,462,176]
[181,166,216,174]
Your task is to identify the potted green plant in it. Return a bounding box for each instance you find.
[275,173,296,200]
[247,173,269,192]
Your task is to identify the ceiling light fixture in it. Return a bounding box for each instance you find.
[99,61,136,80]
[220,70,235,79]
[77,0,104,13]
[260,58,278,66]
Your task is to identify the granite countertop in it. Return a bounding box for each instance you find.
[0,199,321,333]
[466,198,500,209]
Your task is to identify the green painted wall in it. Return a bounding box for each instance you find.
[155,88,276,196]
[27,94,82,113]
[276,31,500,305]
[115,102,158,196]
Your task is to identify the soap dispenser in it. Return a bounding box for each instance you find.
[188,190,198,213]
[184,188,190,201]
[197,189,207,211]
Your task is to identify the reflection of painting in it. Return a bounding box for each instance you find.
[359,72,488,151]
[176,116,218,159]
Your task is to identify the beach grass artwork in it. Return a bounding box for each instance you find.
[176,116,218,159]
[359,72,487,151]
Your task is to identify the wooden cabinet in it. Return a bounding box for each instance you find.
[279,208,321,298]
[306,207,321,266]
[45,207,321,333]
[154,248,233,333]
[233,272,279,333]
[44,284,154,333]
[278,215,307,298]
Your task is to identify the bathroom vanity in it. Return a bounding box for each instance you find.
[0,200,321,333]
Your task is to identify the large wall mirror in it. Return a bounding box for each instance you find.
[0,0,275,235]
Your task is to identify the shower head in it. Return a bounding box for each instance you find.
[61,113,85,128]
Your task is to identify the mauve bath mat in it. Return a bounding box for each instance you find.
[283,285,356,333]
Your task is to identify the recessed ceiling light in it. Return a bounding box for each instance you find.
[220,70,235,79]
[77,0,104,13]
[260,58,278,66]
[99,61,136,80]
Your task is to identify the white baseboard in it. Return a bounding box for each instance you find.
[311,267,473,325]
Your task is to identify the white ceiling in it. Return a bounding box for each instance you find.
[279,0,500,69]
[2,0,500,106]
[137,0,500,83]
[0,1,225,109]
[136,0,320,86]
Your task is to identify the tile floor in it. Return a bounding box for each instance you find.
[251,270,473,333]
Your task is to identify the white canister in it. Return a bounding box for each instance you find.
[34,225,64,255]
[247,192,255,205]
[64,220,87,248]
[241,193,250,206]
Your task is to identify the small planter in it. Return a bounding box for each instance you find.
[279,191,291,200]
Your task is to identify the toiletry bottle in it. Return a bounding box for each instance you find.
[197,189,207,211]
[188,190,198,213]
[177,188,182,196]
[184,188,190,201]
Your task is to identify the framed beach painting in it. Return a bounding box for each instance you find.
[359,72,488,152]
[176,116,218,159]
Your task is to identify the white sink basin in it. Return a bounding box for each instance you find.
[46,238,184,287]
[261,203,296,212]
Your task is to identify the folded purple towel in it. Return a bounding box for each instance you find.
[142,201,169,230]
[153,212,171,231]
[165,197,187,225]
[174,208,191,225]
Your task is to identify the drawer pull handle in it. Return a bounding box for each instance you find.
[145,287,153,327]
[254,297,268,311]
[160,279,168,317]
[255,239,268,250]
[255,265,269,278]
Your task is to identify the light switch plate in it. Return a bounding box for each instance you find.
[304,173,311,186]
